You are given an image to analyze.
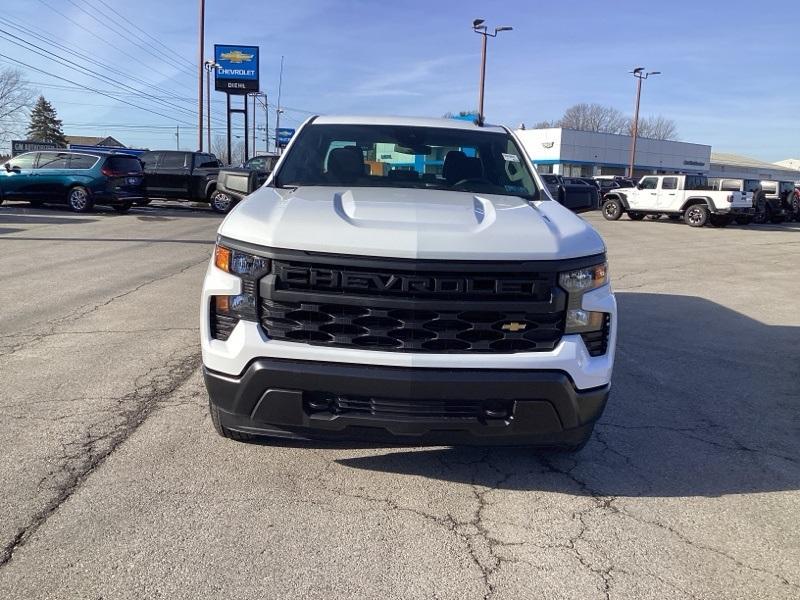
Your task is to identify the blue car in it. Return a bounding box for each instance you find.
[0,150,144,213]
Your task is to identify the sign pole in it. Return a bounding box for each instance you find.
[226,93,232,165]
[197,0,205,151]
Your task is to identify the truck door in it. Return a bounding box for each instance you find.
[657,176,679,210]
[630,176,658,209]
[139,151,163,197]
[156,152,191,199]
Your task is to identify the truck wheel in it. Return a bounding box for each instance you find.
[709,214,732,228]
[602,199,623,220]
[627,212,645,221]
[209,401,257,442]
[735,215,753,225]
[792,198,800,222]
[210,191,234,214]
[684,204,709,227]
[67,186,94,213]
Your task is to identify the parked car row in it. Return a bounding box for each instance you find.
[599,174,799,228]
[0,149,279,214]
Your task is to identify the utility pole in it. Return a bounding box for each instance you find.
[197,0,205,151]
[628,67,661,178]
[472,19,512,125]
[204,60,220,154]
[175,125,180,150]
[263,93,269,153]
[275,55,284,154]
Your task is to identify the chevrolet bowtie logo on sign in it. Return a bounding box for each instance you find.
[220,50,254,64]
[501,322,528,332]
[214,44,260,94]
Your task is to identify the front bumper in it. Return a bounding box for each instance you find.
[205,358,609,445]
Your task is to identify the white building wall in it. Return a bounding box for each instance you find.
[515,128,711,174]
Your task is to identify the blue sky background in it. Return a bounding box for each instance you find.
[1,0,798,161]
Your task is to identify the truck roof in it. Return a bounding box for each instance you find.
[311,114,507,134]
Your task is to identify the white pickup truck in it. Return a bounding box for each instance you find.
[601,174,753,227]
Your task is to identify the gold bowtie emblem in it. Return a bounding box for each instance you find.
[501,322,527,332]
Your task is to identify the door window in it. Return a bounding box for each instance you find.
[4,153,37,169]
[640,177,658,190]
[69,154,99,169]
[36,152,70,169]
[661,177,678,190]
[160,153,188,169]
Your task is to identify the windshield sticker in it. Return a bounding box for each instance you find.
[502,153,520,163]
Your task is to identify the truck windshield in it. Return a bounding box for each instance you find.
[275,123,540,199]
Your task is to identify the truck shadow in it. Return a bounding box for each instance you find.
[336,293,800,498]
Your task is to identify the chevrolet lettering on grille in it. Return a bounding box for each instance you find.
[277,265,540,296]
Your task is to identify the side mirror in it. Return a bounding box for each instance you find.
[3,163,10,172]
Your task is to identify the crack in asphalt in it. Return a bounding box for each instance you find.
[0,348,202,569]
[0,257,207,359]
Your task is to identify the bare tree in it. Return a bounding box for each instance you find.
[531,120,558,129]
[557,103,628,134]
[211,135,246,165]
[0,67,35,144]
[633,115,678,141]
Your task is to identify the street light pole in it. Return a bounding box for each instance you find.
[197,0,205,151]
[275,55,284,154]
[628,67,661,178]
[204,60,220,154]
[472,19,512,125]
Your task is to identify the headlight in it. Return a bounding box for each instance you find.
[210,244,271,340]
[558,263,608,293]
[214,244,271,277]
[559,262,610,339]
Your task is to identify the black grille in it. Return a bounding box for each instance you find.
[580,314,611,357]
[261,299,563,352]
[307,394,512,420]
[258,258,567,353]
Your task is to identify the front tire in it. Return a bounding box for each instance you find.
[67,186,94,213]
[602,199,623,220]
[210,190,234,214]
[684,204,709,227]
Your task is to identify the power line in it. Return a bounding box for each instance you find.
[0,52,194,126]
[3,16,206,111]
[36,0,195,84]
[63,0,196,78]
[89,0,196,71]
[0,28,226,126]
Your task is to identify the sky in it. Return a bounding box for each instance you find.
[1,0,798,161]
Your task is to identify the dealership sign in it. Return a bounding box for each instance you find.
[276,128,296,148]
[214,45,259,94]
[11,139,62,156]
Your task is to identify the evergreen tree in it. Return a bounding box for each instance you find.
[26,96,67,146]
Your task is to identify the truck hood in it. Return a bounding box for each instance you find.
[218,186,606,261]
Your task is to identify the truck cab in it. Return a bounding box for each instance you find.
[601,174,752,227]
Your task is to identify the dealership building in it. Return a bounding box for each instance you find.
[515,127,799,183]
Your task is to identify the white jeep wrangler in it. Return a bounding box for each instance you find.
[602,174,752,227]
[201,115,616,450]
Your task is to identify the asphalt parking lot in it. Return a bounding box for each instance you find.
[0,201,798,600]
